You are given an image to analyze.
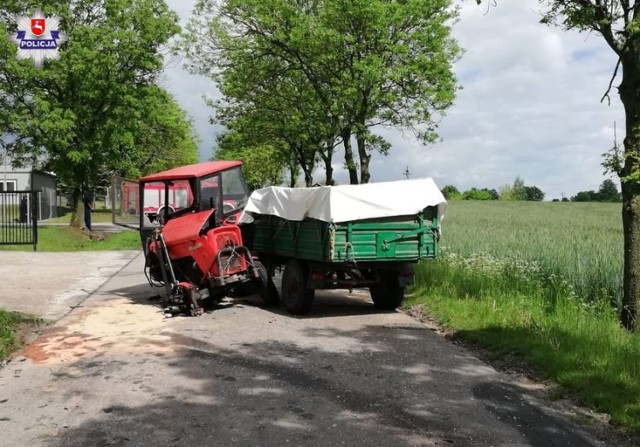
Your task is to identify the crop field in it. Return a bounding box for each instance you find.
[438,201,623,307]
[410,200,640,431]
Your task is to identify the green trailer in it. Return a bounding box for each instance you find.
[241,206,442,315]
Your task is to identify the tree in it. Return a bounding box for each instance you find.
[499,184,516,201]
[500,177,544,201]
[512,176,528,201]
[572,190,596,202]
[598,179,622,202]
[130,86,199,177]
[524,185,545,201]
[462,187,494,200]
[0,1,182,226]
[213,128,288,190]
[570,180,621,202]
[441,184,462,200]
[181,0,459,185]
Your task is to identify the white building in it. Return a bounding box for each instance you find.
[1,159,59,220]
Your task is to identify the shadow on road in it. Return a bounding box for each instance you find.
[107,278,395,320]
[41,323,601,447]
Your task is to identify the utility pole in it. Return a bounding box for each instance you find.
[403,166,411,180]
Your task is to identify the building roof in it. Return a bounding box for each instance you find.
[139,161,242,182]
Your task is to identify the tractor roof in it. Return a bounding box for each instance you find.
[139,161,242,182]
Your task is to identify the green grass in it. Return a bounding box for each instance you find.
[0,310,42,360]
[43,209,115,224]
[409,201,640,431]
[0,226,140,251]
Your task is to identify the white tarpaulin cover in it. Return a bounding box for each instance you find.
[239,178,447,224]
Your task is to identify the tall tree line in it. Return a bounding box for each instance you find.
[181,0,460,187]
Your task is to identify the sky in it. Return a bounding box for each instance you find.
[162,0,624,200]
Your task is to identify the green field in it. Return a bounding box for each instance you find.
[409,201,640,432]
[439,201,622,307]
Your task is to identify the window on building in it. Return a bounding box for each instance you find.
[0,180,17,192]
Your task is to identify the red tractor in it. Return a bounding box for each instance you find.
[138,161,277,316]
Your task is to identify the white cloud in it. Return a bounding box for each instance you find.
[163,0,624,199]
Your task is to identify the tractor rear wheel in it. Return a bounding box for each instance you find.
[369,270,405,310]
[281,260,314,315]
[254,260,280,307]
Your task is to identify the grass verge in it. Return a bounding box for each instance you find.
[1,226,140,251]
[42,209,115,224]
[0,310,42,361]
[407,255,640,432]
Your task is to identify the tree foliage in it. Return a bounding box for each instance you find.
[181,0,459,185]
[499,177,545,201]
[571,179,622,202]
[572,190,597,202]
[441,184,462,200]
[512,176,527,201]
[213,128,288,190]
[524,185,545,201]
[462,187,497,200]
[0,0,190,224]
[130,86,199,177]
[598,178,622,202]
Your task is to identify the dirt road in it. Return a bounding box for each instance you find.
[0,253,609,446]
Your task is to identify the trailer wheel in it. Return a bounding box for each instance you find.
[254,260,280,307]
[370,271,405,310]
[282,260,315,315]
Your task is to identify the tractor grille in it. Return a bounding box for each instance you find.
[219,253,242,274]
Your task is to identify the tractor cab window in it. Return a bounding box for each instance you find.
[142,180,193,225]
[198,175,221,213]
[221,167,249,214]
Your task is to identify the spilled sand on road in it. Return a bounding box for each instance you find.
[21,298,174,365]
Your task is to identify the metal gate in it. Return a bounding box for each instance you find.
[0,190,39,251]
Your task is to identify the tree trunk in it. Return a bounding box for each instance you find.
[621,181,640,331]
[356,129,371,184]
[288,165,297,188]
[304,170,313,187]
[69,187,82,228]
[323,139,335,186]
[341,128,358,184]
[619,53,640,331]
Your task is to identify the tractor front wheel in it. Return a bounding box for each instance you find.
[281,260,315,315]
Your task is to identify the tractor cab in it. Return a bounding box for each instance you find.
[138,161,250,242]
[137,161,271,316]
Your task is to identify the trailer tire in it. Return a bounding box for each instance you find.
[254,260,280,307]
[370,270,405,310]
[282,260,315,315]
